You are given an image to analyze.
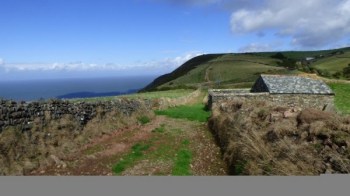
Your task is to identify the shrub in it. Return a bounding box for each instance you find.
[138,116,151,125]
[343,64,350,79]
[333,71,342,79]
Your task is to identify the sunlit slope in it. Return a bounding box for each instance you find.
[312,51,350,75]
[141,47,350,91]
[145,54,287,91]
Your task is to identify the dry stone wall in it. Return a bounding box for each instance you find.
[0,98,153,133]
[0,98,156,175]
[208,89,335,111]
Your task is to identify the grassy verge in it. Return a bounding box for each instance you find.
[328,82,350,114]
[154,104,210,122]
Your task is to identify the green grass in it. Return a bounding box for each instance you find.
[151,124,166,133]
[172,149,192,176]
[154,103,211,122]
[69,89,194,103]
[257,48,350,59]
[138,116,151,125]
[112,143,151,175]
[121,89,194,99]
[312,51,350,75]
[160,54,285,88]
[172,140,192,176]
[328,83,350,114]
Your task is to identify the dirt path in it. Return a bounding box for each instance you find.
[29,115,227,176]
[204,65,212,83]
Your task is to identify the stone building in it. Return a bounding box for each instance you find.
[208,75,335,111]
[251,75,334,94]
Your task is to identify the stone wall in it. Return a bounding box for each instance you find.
[0,98,157,175]
[208,89,335,111]
[0,98,155,133]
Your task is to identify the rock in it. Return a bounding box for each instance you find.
[283,110,297,118]
[23,160,37,172]
[86,155,97,160]
[325,169,333,174]
[50,155,62,165]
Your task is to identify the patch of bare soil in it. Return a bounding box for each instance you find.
[29,115,227,176]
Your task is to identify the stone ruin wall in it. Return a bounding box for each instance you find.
[208,89,335,111]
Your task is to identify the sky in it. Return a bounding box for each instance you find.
[1,0,350,80]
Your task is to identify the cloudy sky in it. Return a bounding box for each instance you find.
[1,0,350,80]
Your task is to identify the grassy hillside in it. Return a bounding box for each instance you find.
[141,47,350,91]
[141,54,224,91]
[143,53,290,91]
[257,47,350,59]
[312,51,350,75]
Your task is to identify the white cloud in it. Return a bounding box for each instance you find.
[0,58,4,65]
[0,52,203,73]
[136,52,204,71]
[154,0,224,6]
[0,62,126,72]
[230,0,350,48]
[238,43,273,53]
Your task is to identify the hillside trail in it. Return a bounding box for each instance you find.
[204,65,212,83]
[29,114,227,176]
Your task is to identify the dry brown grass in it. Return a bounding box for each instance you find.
[0,101,154,175]
[209,100,350,175]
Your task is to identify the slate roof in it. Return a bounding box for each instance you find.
[252,75,334,95]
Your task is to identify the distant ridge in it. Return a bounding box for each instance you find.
[57,89,139,99]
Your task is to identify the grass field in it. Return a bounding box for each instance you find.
[312,52,350,75]
[121,89,194,99]
[70,89,194,103]
[155,103,211,122]
[328,82,350,114]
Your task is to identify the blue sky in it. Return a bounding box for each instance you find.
[1,0,350,80]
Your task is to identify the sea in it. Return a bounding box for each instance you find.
[0,75,156,101]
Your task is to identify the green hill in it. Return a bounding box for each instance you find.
[141,47,350,91]
[311,50,350,76]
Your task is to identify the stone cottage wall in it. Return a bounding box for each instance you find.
[208,89,335,111]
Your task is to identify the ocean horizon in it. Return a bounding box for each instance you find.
[0,75,156,101]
